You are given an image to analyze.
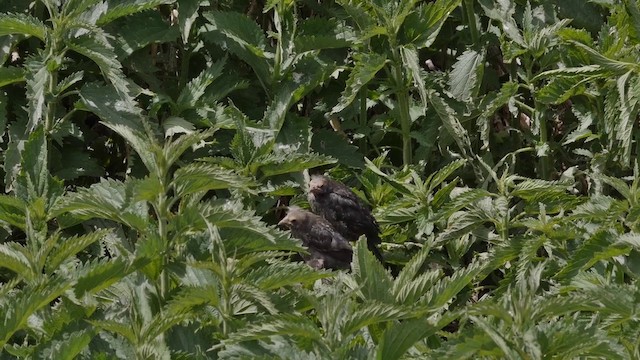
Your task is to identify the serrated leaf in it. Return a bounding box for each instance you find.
[75,257,139,297]
[53,178,149,231]
[264,55,336,134]
[172,163,254,197]
[244,262,331,290]
[0,195,26,229]
[114,11,179,58]
[570,40,639,73]
[352,238,394,303]
[53,150,104,180]
[97,0,175,25]
[258,152,336,178]
[0,13,48,40]
[311,129,364,168]
[449,48,485,101]
[0,66,25,87]
[164,128,216,168]
[402,0,462,48]
[47,230,110,273]
[0,277,71,348]
[428,91,473,157]
[24,56,50,132]
[536,76,592,104]
[67,35,129,96]
[401,45,428,106]
[201,11,272,88]
[378,318,438,360]
[177,58,226,110]
[332,53,386,114]
[556,230,628,281]
[0,242,32,280]
[343,301,414,335]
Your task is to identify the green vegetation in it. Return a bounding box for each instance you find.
[1,0,640,358]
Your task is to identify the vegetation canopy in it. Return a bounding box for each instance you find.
[0,0,640,358]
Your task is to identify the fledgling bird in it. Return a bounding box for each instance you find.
[307,175,384,263]
[278,207,353,270]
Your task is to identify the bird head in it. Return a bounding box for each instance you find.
[308,175,330,195]
[277,207,308,230]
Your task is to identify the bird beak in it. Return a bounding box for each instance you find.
[278,218,291,228]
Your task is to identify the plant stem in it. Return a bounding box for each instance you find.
[390,47,412,165]
[463,0,479,44]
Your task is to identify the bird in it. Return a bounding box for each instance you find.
[278,207,353,270]
[307,175,385,263]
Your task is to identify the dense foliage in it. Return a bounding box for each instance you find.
[1,0,640,358]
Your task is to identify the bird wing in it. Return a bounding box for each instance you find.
[307,220,352,253]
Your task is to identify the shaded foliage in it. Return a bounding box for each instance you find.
[1,0,640,358]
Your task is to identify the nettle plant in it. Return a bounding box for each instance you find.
[1,0,640,358]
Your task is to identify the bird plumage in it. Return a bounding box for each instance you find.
[307,175,384,263]
[278,207,353,270]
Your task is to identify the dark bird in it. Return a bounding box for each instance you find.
[307,175,384,263]
[278,207,353,270]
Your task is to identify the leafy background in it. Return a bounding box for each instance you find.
[1,0,640,358]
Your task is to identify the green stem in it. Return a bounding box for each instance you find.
[359,90,368,156]
[390,47,412,165]
[463,0,479,44]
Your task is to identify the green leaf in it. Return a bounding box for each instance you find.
[97,0,176,25]
[53,178,149,231]
[46,230,110,273]
[352,238,394,303]
[67,35,129,96]
[428,91,473,157]
[177,0,200,42]
[164,128,217,168]
[78,82,144,132]
[16,126,64,207]
[570,41,639,73]
[54,71,84,95]
[536,76,592,104]
[0,278,71,348]
[53,150,104,180]
[75,258,138,297]
[40,329,95,360]
[244,261,331,290]
[0,242,32,280]
[402,0,463,48]
[171,163,255,197]
[0,13,48,40]
[113,11,179,58]
[0,66,25,87]
[401,45,428,106]
[343,301,414,335]
[332,53,386,114]
[0,195,26,229]
[478,0,524,46]
[295,18,355,52]
[449,48,485,101]
[556,229,628,282]
[258,152,336,178]
[201,11,272,89]
[311,129,364,168]
[377,318,438,360]
[264,55,336,133]
[177,58,226,111]
[470,316,522,360]
[24,56,50,131]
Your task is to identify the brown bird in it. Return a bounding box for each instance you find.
[278,207,353,270]
[307,175,384,263]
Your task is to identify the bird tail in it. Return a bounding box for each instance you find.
[366,232,385,264]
